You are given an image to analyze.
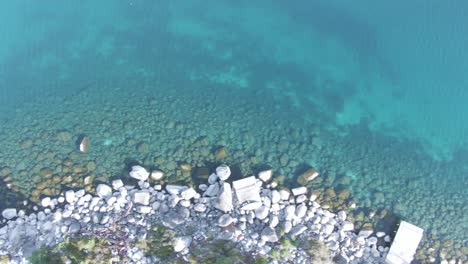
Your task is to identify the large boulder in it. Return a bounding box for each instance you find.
[216,165,231,181]
[232,176,261,204]
[214,182,233,212]
[1,208,17,220]
[96,184,112,198]
[129,165,150,181]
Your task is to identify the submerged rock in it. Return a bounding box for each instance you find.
[78,136,90,153]
[297,167,320,185]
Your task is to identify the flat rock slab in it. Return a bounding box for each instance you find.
[232,176,261,204]
[386,221,424,264]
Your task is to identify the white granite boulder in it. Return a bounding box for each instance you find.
[112,180,124,190]
[150,170,164,181]
[291,187,307,196]
[1,208,16,220]
[133,191,150,205]
[271,190,281,204]
[180,188,197,200]
[96,184,112,198]
[214,182,233,212]
[41,197,52,208]
[129,165,150,181]
[173,236,192,252]
[254,206,269,220]
[258,169,272,182]
[216,165,231,181]
[166,185,187,195]
[232,176,261,204]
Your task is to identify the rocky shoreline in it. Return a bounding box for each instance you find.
[0,164,392,263]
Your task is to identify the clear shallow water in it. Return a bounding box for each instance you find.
[0,0,467,258]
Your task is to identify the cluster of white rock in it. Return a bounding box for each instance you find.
[0,165,390,263]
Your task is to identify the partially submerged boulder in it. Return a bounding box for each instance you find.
[297,167,320,185]
[129,166,150,181]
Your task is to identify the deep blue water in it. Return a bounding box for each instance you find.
[0,0,467,257]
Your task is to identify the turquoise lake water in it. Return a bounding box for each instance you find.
[0,0,467,257]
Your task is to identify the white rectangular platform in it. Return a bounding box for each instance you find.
[386,221,424,264]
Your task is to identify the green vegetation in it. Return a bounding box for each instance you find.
[133,224,176,260]
[188,239,267,264]
[28,236,121,264]
[300,236,332,263]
